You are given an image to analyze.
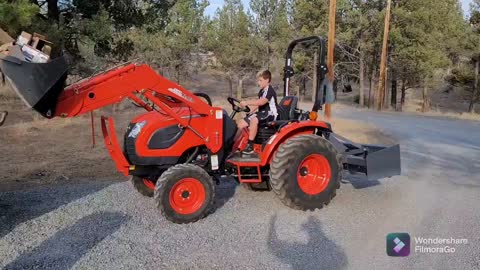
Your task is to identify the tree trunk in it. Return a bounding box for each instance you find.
[312,51,318,102]
[469,60,479,113]
[266,33,271,70]
[228,75,233,97]
[384,68,389,109]
[400,79,406,112]
[237,78,243,100]
[295,86,301,101]
[47,0,60,21]
[391,79,397,110]
[421,83,430,112]
[175,65,181,84]
[369,67,377,108]
[359,49,365,106]
[368,71,372,108]
[302,77,307,100]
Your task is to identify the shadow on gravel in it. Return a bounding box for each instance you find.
[268,215,348,270]
[4,211,129,270]
[342,173,381,189]
[214,179,237,210]
[0,182,113,238]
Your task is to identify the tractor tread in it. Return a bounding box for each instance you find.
[269,134,342,211]
[154,164,215,224]
[131,176,154,197]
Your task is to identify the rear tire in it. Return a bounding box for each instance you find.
[154,164,215,224]
[269,134,341,211]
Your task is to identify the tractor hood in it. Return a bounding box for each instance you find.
[0,51,68,118]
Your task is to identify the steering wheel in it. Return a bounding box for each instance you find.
[227,97,250,113]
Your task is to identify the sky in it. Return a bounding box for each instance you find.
[204,0,250,17]
[205,0,474,17]
[462,0,473,15]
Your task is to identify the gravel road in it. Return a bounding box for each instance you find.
[1,108,479,270]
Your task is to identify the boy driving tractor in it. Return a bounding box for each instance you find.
[237,70,278,154]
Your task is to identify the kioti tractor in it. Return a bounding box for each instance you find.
[0,36,401,223]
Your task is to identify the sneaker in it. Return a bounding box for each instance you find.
[242,143,254,155]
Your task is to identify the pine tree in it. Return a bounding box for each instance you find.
[208,0,262,97]
[0,0,38,35]
[250,0,293,70]
[467,0,480,113]
[389,0,465,112]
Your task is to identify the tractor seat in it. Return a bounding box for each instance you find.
[255,119,299,144]
[277,96,298,120]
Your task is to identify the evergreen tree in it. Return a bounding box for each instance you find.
[208,0,262,96]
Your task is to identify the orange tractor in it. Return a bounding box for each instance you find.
[0,36,400,223]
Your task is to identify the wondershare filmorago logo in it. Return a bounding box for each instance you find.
[387,233,410,257]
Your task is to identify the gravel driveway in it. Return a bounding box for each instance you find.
[1,108,479,270]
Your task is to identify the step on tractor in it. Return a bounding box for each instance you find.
[0,36,401,224]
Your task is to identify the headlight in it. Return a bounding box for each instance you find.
[128,120,147,138]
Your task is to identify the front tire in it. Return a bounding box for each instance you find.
[269,134,341,211]
[154,164,215,224]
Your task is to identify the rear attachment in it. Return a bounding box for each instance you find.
[328,133,401,180]
[0,54,68,118]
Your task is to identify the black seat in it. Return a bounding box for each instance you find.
[277,96,298,120]
[255,96,298,144]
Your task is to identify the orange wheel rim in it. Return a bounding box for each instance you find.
[169,178,206,215]
[297,154,331,195]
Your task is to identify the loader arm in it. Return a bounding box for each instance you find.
[0,57,224,154]
[54,63,223,153]
[55,63,212,119]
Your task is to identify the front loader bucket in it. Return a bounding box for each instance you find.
[0,53,68,118]
[328,133,401,181]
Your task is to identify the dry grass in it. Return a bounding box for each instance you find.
[0,106,141,191]
[331,98,480,122]
[411,109,480,121]
[327,118,397,145]
[0,84,18,101]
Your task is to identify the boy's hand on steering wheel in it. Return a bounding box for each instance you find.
[240,101,248,108]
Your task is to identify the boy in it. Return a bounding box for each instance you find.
[237,70,278,154]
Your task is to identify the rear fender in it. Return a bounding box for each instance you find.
[260,121,332,166]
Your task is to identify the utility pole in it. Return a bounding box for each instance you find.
[326,0,337,119]
[376,0,392,111]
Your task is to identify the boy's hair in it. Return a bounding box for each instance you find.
[257,70,271,83]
